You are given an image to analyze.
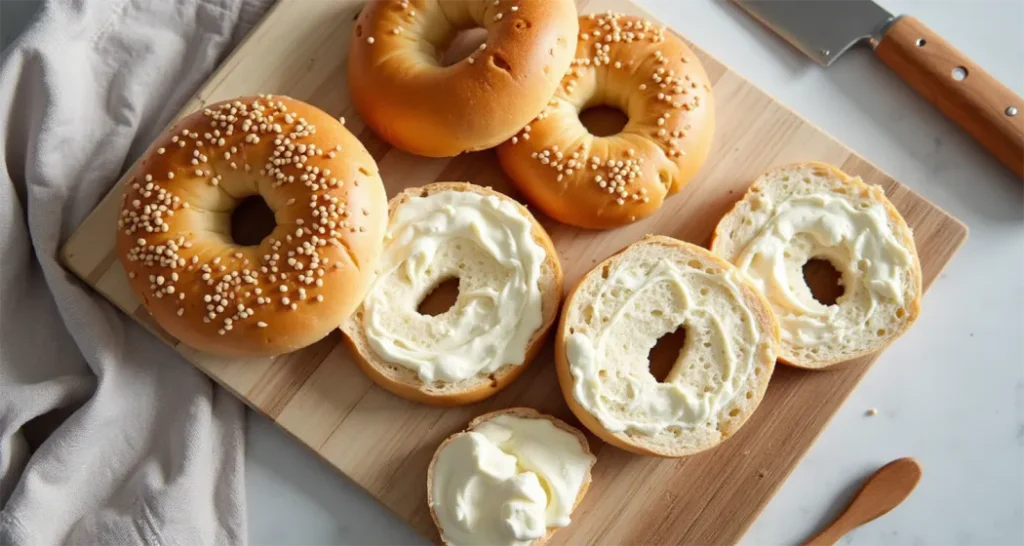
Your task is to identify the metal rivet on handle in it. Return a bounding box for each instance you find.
[819,49,830,56]
[1007,106,1019,117]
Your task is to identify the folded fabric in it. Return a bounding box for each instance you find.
[1,0,274,543]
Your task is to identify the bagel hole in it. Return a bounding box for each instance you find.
[438,27,488,67]
[417,277,460,316]
[579,105,629,137]
[802,258,845,306]
[231,195,276,246]
[648,325,687,383]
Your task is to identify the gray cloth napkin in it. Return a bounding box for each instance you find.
[1,0,274,543]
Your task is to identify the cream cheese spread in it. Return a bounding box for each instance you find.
[430,414,594,546]
[566,258,764,435]
[361,190,546,383]
[733,192,912,346]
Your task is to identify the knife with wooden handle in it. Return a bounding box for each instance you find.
[733,0,1024,178]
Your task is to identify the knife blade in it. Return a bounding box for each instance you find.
[733,0,894,67]
[733,0,1024,178]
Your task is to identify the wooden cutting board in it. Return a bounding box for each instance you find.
[60,0,967,543]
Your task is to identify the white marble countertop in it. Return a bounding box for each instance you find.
[246,1,1024,544]
[0,0,1016,543]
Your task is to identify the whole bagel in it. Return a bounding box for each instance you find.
[497,12,715,229]
[348,0,579,157]
[116,95,388,357]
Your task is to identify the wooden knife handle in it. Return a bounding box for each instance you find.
[875,16,1024,178]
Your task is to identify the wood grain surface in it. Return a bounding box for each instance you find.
[876,15,1024,178]
[60,1,968,544]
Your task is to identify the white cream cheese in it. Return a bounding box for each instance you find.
[566,259,765,435]
[431,414,594,546]
[361,190,546,383]
[733,192,913,346]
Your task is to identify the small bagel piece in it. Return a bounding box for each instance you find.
[342,183,563,405]
[427,408,596,546]
[115,95,388,357]
[711,162,923,369]
[556,236,779,457]
[348,0,579,157]
[497,13,715,229]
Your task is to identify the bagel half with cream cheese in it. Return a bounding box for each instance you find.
[556,236,779,457]
[427,408,596,546]
[710,162,923,369]
[342,183,562,405]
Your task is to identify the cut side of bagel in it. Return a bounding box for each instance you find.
[427,408,596,546]
[342,183,563,406]
[711,162,923,369]
[556,235,779,457]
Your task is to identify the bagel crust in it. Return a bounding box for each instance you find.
[348,0,579,157]
[115,95,388,356]
[497,13,715,229]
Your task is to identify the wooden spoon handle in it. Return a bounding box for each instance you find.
[875,16,1024,178]
[800,458,923,546]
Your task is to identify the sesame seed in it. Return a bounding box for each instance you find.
[258,322,268,328]
[367,37,375,44]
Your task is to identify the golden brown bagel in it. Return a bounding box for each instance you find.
[496,13,715,229]
[116,95,388,357]
[348,0,579,157]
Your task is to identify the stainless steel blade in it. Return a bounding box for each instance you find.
[733,0,896,67]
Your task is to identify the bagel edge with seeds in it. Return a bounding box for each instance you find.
[497,12,715,229]
[116,95,388,357]
[348,0,579,157]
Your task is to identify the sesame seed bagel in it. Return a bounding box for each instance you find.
[341,183,563,406]
[116,95,388,357]
[496,13,715,229]
[348,0,579,157]
[556,236,778,457]
[710,162,923,369]
[427,408,595,546]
